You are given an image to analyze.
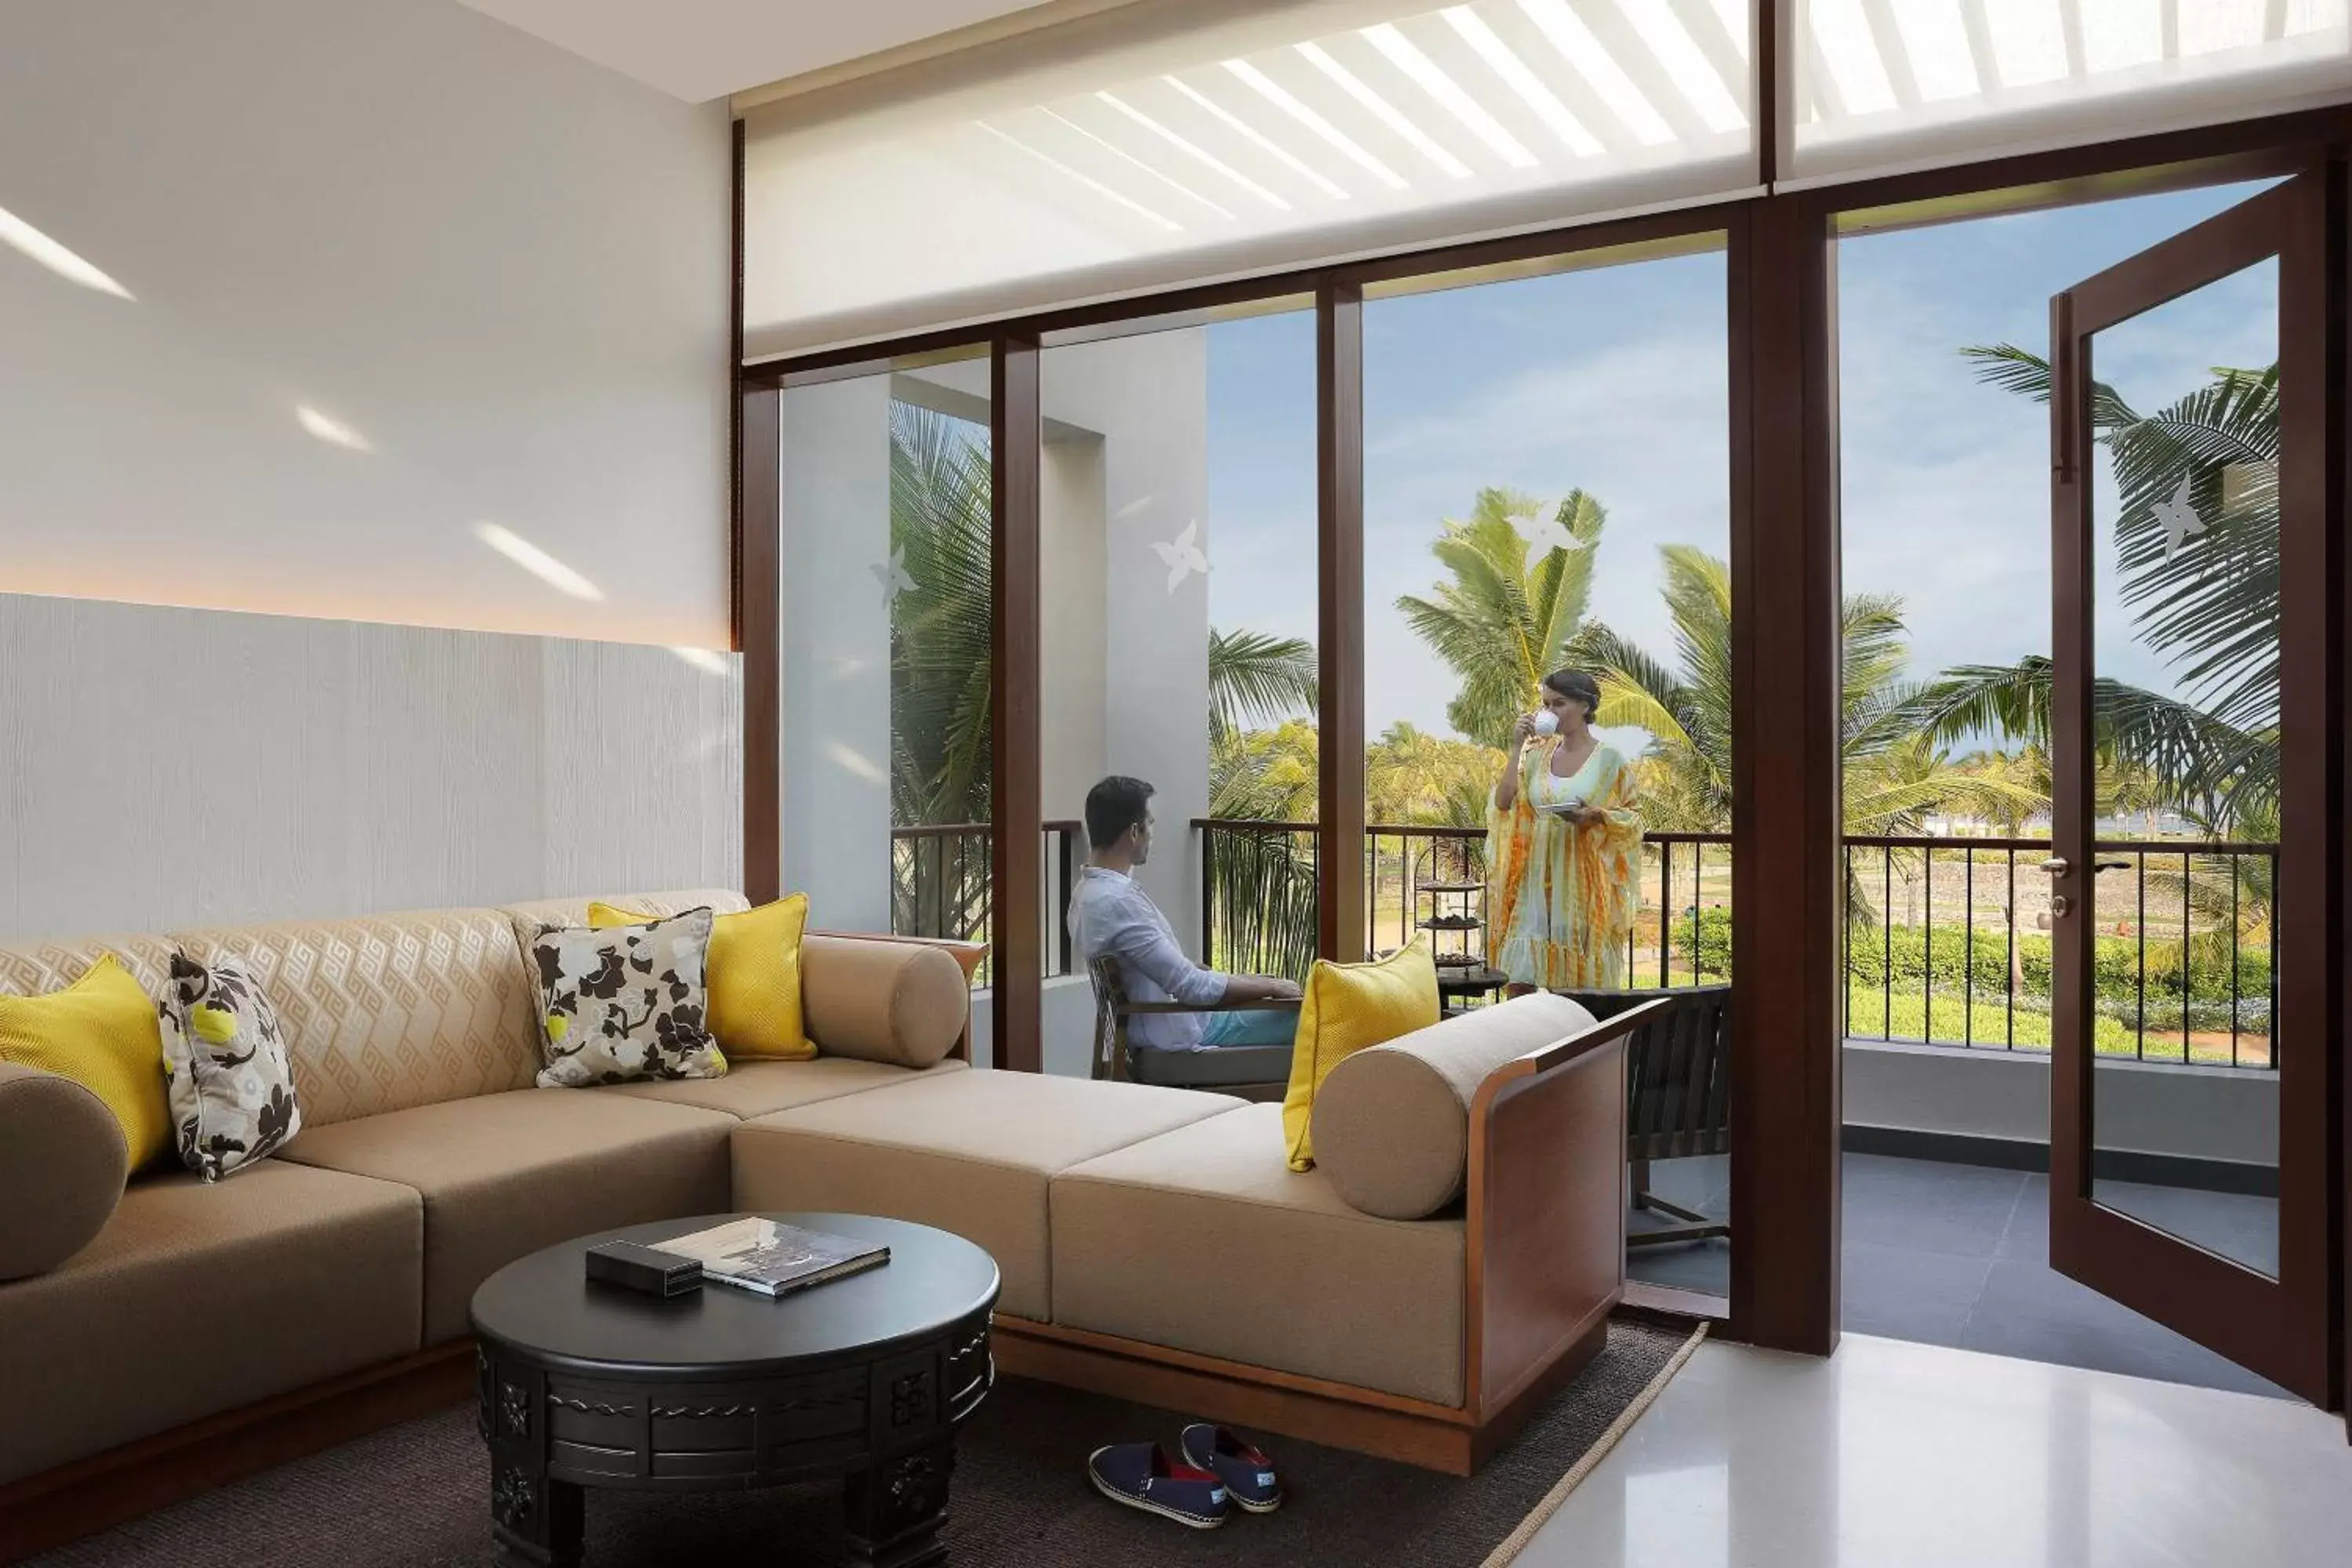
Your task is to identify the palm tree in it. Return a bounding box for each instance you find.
[1367,723,1505,828]
[888,402,994,828]
[887,402,996,949]
[1396,488,1606,750]
[1209,719,1319,821]
[1207,627,1316,746]
[1919,347,2281,826]
[1575,546,2046,917]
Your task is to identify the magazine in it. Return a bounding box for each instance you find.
[654,1217,890,1299]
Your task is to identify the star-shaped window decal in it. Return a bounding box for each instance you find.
[872,546,915,605]
[2152,477,2206,564]
[1150,521,1207,593]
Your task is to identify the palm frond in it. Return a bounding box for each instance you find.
[1207,626,1317,744]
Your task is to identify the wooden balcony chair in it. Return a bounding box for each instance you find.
[1087,955,1298,1102]
[1563,982,1733,1247]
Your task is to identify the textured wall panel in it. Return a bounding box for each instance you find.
[0,594,741,942]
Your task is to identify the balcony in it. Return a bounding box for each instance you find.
[884,817,2283,1395]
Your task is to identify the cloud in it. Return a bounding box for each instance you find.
[1360,328,1731,736]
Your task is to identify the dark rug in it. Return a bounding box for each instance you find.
[32,1322,1699,1568]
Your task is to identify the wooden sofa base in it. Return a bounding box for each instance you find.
[989,1311,1611,1477]
[0,1342,476,1566]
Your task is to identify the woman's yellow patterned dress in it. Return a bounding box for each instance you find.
[1487,737,1643,989]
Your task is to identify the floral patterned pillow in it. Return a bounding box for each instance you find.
[529,908,725,1087]
[158,953,303,1181]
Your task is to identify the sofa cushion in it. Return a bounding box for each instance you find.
[277,1088,731,1342]
[1051,1103,1466,1406]
[731,1071,1237,1320]
[524,907,724,1088]
[0,1160,421,1486]
[0,1062,125,1280]
[1313,993,1599,1220]
[499,888,751,960]
[595,895,812,1062]
[601,1055,967,1120]
[800,934,969,1069]
[158,951,304,1181]
[169,909,542,1129]
[1281,940,1440,1172]
[0,953,171,1172]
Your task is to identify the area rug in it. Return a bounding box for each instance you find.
[31,1320,1704,1568]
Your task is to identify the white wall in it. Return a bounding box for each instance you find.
[968,976,1098,1077]
[778,377,895,931]
[1038,330,1212,948]
[1844,1040,2278,1170]
[1039,432,1109,827]
[0,0,730,648]
[0,593,741,939]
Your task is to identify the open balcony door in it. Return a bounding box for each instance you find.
[2045,172,2336,1408]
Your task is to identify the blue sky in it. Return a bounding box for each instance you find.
[1203,178,2279,745]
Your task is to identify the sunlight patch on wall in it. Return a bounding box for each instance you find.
[474,522,605,602]
[294,405,373,452]
[0,202,132,299]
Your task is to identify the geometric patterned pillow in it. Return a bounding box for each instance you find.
[157,952,303,1181]
[528,907,725,1088]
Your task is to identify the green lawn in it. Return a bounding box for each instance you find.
[1845,985,2270,1066]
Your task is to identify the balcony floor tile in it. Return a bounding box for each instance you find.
[1622,1150,2292,1399]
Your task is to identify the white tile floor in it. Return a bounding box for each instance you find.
[1515,1334,2352,1568]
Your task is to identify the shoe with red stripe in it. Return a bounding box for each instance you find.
[1087,1442,1229,1529]
[1179,1423,1282,1513]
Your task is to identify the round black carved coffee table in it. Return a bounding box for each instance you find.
[470,1213,999,1568]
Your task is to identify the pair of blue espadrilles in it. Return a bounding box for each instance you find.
[1086,1423,1283,1530]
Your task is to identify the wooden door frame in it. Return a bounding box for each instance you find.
[2047,171,2340,1404]
[1316,280,1367,964]
[1729,192,1844,1356]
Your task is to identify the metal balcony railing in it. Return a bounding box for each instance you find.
[1195,819,1730,988]
[888,821,1083,982]
[1189,821,2280,1071]
[1841,835,2278,1069]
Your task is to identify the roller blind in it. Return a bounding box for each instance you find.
[1785,0,2352,188]
[742,0,1759,359]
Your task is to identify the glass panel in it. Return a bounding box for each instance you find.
[2085,258,2280,1277]
[743,2,1756,356]
[1362,243,1733,1298]
[1039,305,1319,1078]
[778,351,994,984]
[1791,1,2352,187]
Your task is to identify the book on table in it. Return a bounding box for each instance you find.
[654,1217,890,1299]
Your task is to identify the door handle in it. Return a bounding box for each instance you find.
[2037,857,2068,877]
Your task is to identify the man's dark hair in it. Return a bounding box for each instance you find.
[1085,775,1156,850]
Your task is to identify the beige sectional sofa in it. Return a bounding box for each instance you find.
[1,888,1651,1559]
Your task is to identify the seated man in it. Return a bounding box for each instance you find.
[1069,775,1301,1051]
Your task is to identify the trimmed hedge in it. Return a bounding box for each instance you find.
[1668,906,2270,1014]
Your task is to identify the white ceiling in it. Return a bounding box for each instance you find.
[452,0,1070,103]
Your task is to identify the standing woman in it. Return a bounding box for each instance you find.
[1488,669,1643,992]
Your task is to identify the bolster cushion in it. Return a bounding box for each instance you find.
[1312,992,1599,1220]
[0,1062,129,1279]
[799,935,968,1069]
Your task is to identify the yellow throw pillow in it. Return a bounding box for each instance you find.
[0,954,171,1171]
[1281,940,1440,1172]
[590,895,812,1061]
